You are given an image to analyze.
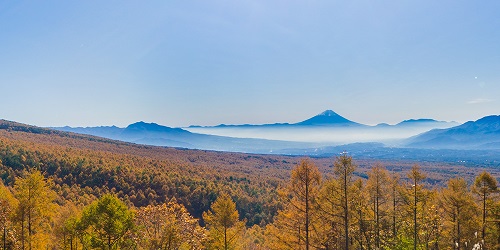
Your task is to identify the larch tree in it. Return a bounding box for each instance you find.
[419,189,442,249]
[53,202,81,250]
[289,158,321,250]
[266,158,322,250]
[351,179,371,249]
[334,153,356,250]
[440,178,479,250]
[0,180,17,250]
[366,164,389,249]
[473,171,498,247]
[135,198,206,249]
[316,179,342,249]
[407,164,426,250]
[203,193,245,250]
[14,170,57,250]
[389,173,402,247]
[488,200,500,249]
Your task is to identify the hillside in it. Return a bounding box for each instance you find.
[55,121,317,153]
[2,119,497,225]
[3,119,500,249]
[0,119,298,225]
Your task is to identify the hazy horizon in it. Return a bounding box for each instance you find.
[1,1,499,127]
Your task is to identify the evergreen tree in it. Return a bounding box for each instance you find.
[77,194,135,249]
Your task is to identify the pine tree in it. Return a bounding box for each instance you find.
[77,194,135,249]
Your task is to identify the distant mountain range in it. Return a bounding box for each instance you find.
[191,110,456,129]
[55,121,318,153]
[406,115,500,150]
[185,110,459,144]
[48,110,500,152]
[2,116,498,166]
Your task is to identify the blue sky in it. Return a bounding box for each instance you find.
[1,1,499,127]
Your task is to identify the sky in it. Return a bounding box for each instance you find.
[1,1,499,127]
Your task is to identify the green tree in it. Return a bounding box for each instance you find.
[77,194,135,249]
[14,170,57,250]
[203,193,245,250]
[473,171,498,247]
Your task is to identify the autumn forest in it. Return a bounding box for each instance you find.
[0,120,499,249]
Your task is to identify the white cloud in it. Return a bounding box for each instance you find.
[467,98,494,104]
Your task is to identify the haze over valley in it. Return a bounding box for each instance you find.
[52,110,500,166]
[185,110,459,144]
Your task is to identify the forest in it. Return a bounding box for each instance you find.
[1,120,499,249]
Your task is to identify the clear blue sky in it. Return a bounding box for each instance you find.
[1,1,499,127]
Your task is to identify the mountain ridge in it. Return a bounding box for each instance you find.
[188,110,457,128]
[406,115,500,149]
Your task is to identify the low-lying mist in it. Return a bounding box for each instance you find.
[185,125,446,145]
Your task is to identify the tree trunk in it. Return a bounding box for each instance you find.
[375,179,380,249]
[28,210,31,250]
[3,225,6,250]
[224,226,228,250]
[305,167,310,250]
[457,207,461,250]
[483,192,486,247]
[413,179,417,250]
[21,213,25,250]
[344,168,349,250]
[393,185,397,245]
